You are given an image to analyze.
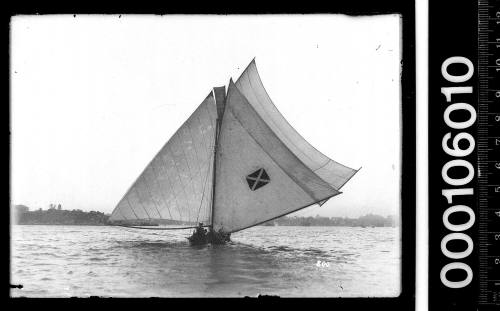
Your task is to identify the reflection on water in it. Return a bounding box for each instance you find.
[11,225,400,297]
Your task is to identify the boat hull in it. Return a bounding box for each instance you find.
[187,228,231,245]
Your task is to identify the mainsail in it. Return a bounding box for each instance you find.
[109,91,218,224]
[110,60,358,235]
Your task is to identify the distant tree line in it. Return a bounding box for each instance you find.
[262,214,398,227]
[13,204,397,227]
[14,205,110,225]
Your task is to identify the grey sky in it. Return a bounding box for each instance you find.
[11,14,401,218]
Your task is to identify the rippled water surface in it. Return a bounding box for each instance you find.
[11,225,400,297]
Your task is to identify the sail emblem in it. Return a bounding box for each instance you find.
[245,168,270,191]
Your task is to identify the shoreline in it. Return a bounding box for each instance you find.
[12,223,397,228]
[13,223,110,226]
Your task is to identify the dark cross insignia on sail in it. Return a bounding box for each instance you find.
[246,168,270,191]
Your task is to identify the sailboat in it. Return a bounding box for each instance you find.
[109,59,359,244]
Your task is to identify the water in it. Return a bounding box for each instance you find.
[10,225,400,297]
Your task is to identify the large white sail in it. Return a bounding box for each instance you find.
[213,81,340,233]
[110,60,357,235]
[235,60,358,190]
[109,91,218,224]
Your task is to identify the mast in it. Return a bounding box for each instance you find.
[210,86,226,229]
[210,117,219,228]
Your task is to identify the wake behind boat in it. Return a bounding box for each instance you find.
[109,59,359,245]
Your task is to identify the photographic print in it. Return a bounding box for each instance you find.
[10,14,406,298]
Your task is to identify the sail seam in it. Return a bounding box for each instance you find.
[170,134,199,221]
[187,117,207,202]
[178,129,199,220]
[134,186,152,219]
[158,148,185,221]
[118,208,128,220]
[137,175,158,219]
[150,160,173,219]
[314,159,332,172]
[140,172,164,219]
[109,93,217,224]
[125,197,140,220]
[167,140,192,221]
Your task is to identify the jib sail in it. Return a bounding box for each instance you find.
[109,91,218,225]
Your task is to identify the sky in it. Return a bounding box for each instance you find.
[10,14,402,218]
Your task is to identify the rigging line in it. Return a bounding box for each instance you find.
[199,114,217,223]
[208,175,214,224]
[228,192,340,234]
[195,109,215,186]
[207,132,216,224]
[210,118,219,227]
[140,170,164,219]
[114,224,211,230]
[157,147,185,221]
[166,136,192,221]
[195,151,214,223]
[125,196,141,220]
[149,158,173,219]
[199,98,217,223]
